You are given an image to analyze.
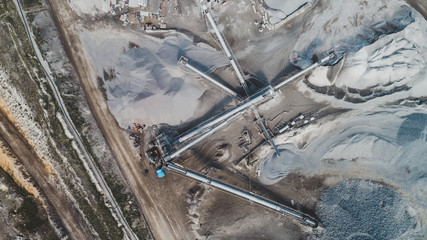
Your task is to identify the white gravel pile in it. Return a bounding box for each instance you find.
[303,10,426,105]
[81,29,229,127]
[291,0,414,68]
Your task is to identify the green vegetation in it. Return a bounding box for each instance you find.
[0,1,124,239]
[0,166,60,239]
[0,1,45,124]
[17,196,43,231]
[21,0,42,9]
[1,1,154,239]
[105,175,153,239]
[46,101,124,240]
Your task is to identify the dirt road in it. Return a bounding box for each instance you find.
[46,1,194,239]
[0,110,94,240]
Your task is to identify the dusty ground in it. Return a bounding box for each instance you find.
[195,187,309,240]
[45,0,335,239]
[46,1,199,239]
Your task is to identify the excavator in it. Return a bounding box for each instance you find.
[144,146,165,178]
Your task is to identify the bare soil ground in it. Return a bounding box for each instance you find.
[196,189,309,240]
[0,110,93,239]
[172,79,328,238]
[46,1,198,239]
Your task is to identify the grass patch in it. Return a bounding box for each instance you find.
[0,167,60,240]
[21,0,42,9]
[17,196,43,231]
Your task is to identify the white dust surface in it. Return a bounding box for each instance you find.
[300,10,426,107]
[69,0,111,17]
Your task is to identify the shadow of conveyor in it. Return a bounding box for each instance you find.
[176,147,320,224]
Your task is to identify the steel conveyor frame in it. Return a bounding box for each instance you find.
[166,163,318,228]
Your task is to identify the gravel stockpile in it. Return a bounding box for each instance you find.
[316,180,420,240]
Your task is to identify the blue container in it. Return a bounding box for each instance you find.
[156,169,165,178]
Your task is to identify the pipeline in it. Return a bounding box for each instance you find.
[179,57,237,97]
[177,87,273,144]
[166,163,318,228]
[273,52,336,91]
[171,50,337,161]
[252,106,280,156]
[164,114,239,162]
[201,4,250,95]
